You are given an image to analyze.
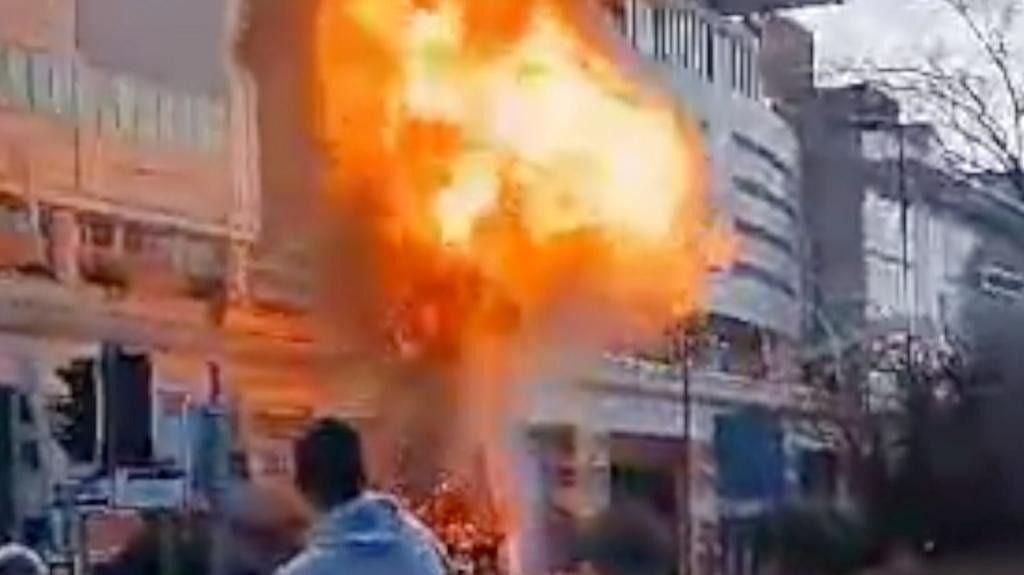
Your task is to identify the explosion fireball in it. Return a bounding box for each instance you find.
[313,0,731,566]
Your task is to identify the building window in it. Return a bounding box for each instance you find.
[638,4,654,56]
[0,46,30,107]
[694,17,705,77]
[114,78,137,136]
[732,261,797,298]
[0,197,32,235]
[686,11,697,71]
[29,52,52,113]
[82,216,115,248]
[703,22,715,81]
[667,9,679,63]
[735,218,795,257]
[799,449,838,499]
[53,59,75,117]
[207,101,227,152]
[155,91,171,144]
[124,226,142,254]
[733,176,798,222]
[732,133,795,181]
[136,83,159,143]
[652,8,667,60]
[20,441,40,471]
[179,96,196,148]
[980,264,1024,299]
[605,0,627,36]
[18,394,33,423]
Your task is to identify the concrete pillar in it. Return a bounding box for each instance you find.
[575,427,610,517]
[48,209,80,284]
[680,436,722,575]
[683,406,721,575]
[227,240,252,304]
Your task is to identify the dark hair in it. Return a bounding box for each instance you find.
[576,502,675,575]
[294,418,366,509]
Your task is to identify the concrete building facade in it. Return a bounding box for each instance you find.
[524,3,840,575]
[0,0,332,543]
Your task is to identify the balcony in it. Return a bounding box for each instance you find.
[596,353,825,413]
[0,196,47,275]
[605,0,765,101]
[0,42,241,236]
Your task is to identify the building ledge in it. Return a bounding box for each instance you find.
[0,275,329,366]
[593,355,828,413]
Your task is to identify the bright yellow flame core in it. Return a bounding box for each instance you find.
[410,3,691,245]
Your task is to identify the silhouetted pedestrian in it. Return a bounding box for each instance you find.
[276,418,447,575]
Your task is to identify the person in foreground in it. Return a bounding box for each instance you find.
[0,538,46,575]
[276,418,448,575]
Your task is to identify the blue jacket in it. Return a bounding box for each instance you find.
[276,493,447,575]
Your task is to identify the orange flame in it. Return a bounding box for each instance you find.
[316,0,727,353]
[313,0,731,554]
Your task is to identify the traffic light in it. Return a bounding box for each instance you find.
[101,344,154,468]
[53,358,99,464]
[1,388,16,536]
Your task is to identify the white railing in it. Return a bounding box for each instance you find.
[607,0,762,100]
[0,42,227,153]
[598,353,826,412]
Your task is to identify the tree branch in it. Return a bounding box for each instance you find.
[939,0,1024,163]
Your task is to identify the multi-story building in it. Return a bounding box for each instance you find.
[520,3,841,574]
[0,0,329,539]
[795,82,1024,396]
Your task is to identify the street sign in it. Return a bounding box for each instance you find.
[64,479,112,511]
[113,468,187,511]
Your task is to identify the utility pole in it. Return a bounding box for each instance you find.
[895,123,914,386]
[851,116,914,388]
[672,322,693,575]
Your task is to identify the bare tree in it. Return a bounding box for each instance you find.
[839,0,1024,196]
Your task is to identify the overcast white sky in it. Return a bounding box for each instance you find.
[790,0,984,72]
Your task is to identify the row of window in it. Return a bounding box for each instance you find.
[0,44,226,153]
[606,0,760,98]
[732,133,795,181]
[980,264,1024,299]
[735,217,795,258]
[624,313,794,381]
[733,176,798,223]
[732,261,797,298]
[78,212,226,278]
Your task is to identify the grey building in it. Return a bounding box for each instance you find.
[526,3,841,575]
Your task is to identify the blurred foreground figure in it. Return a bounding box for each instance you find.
[276,418,447,575]
[97,483,308,575]
[224,482,312,575]
[575,503,674,575]
[0,541,46,575]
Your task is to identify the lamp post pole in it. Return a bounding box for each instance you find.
[672,322,693,575]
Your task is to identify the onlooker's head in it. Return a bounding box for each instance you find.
[0,543,46,575]
[576,502,675,575]
[294,418,367,511]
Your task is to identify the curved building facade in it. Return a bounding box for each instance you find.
[528,3,819,574]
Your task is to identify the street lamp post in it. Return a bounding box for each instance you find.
[671,322,693,575]
[854,117,914,385]
[894,123,913,384]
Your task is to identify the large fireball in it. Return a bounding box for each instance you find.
[315,0,726,357]
[312,0,731,557]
